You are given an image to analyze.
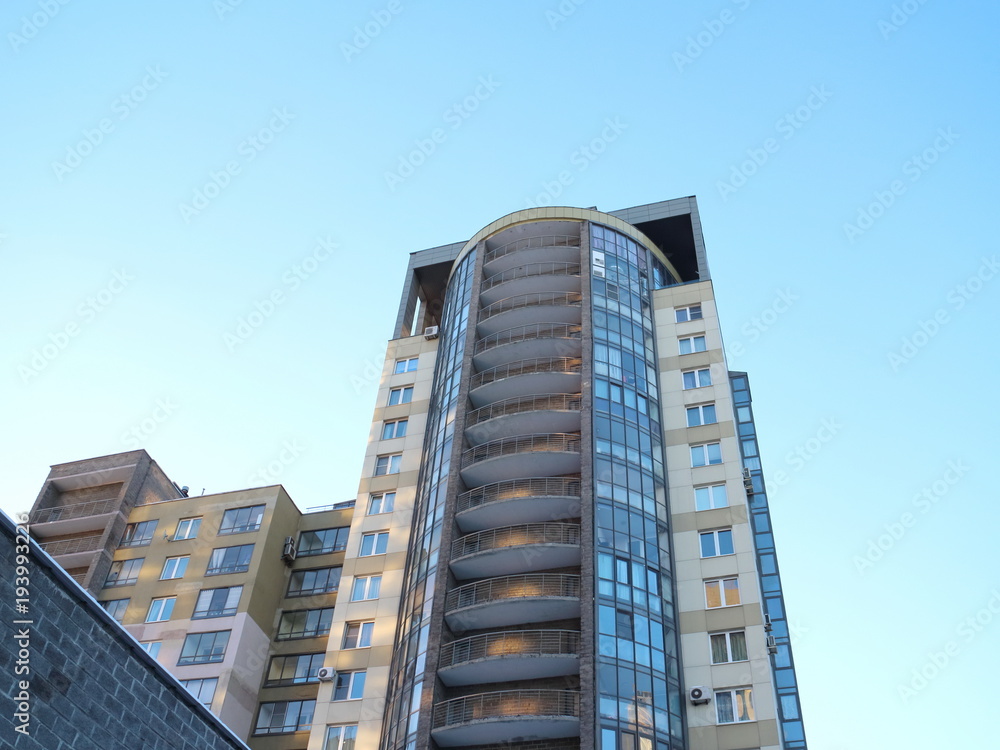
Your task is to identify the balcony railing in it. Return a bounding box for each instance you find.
[461,434,581,470]
[484,235,579,265]
[456,477,582,514]
[452,523,581,559]
[446,574,580,612]
[433,689,580,728]
[470,357,582,390]
[40,534,105,556]
[481,262,581,293]
[467,394,582,427]
[474,323,582,356]
[440,629,580,669]
[479,292,582,323]
[32,499,120,524]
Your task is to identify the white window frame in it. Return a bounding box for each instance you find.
[343,621,375,649]
[710,631,748,664]
[367,491,396,515]
[675,304,703,322]
[381,419,408,440]
[359,532,389,557]
[103,598,129,623]
[350,575,381,602]
[332,670,367,701]
[180,677,218,708]
[140,640,161,658]
[682,368,712,389]
[678,335,707,354]
[374,454,402,476]
[173,517,202,540]
[324,725,359,750]
[387,386,413,406]
[715,687,755,724]
[160,555,189,580]
[705,578,741,609]
[695,484,728,511]
[146,596,176,623]
[393,357,418,374]
[686,403,717,427]
[699,529,735,558]
[691,442,723,467]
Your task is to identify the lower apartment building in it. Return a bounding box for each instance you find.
[26,196,807,750]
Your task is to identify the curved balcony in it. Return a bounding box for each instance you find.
[456,477,582,532]
[482,234,580,276]
[445,574,580,631]
[477,292,582,336]
[479,262,581,305]
[465,394,581,445]
[438,630,580,686]
[473,323,582,373]
[450,523,581,579]
[460,433,581,487]
[432,690,580,747]
[469,357,582,408]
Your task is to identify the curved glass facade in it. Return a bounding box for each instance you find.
[381,251,475,750]
[590,223,684,750]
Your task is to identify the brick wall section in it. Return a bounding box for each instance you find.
[1,511,249,750]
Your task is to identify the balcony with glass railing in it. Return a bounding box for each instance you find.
[455,477,582,532]
[460,433,581,487]
[450,523,581,579]
[438,629,581,686]
[445,573,581,631]
[431,689,580,747]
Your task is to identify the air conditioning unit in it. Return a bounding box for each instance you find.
[742,467,754,494]
[316,667,335,682]
[688,686,711,705]
[593,266,606,278]
[763,614,773,632]
[423,326,440,340]
[281,537,296,563]
[766,635,778,654]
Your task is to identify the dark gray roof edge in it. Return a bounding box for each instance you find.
[0,509,253,750]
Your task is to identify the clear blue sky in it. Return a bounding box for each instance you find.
[2,1,997,747]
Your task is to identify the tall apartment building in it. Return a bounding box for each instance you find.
[26,196,807,750]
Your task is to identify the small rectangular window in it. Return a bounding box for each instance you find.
[710,631,748,663]
[140,640,161,658]
[394,357,418,374]
[374,454,403,476]
[343,621,375,649]
[691,442,723,467]
[381,419,408,440]
[675,304,703,323]
[325,725,359,750]
[700,529,735,557]
[105,558,144,587]
[193,586,243,618]
[178,630,230,665]
[359,532,389,557]
[219,505,265,534]
[160,556,189,580]
[678,335,707,354]
[695,484,728,511]
[715,687,754,724]
[388,386,413,406]
[705,578,741,609]
[367,492,396,515]
[351,575,381,601]
[686,403,717,427]
[180,677,218,708]
[682,368,712,389]
[146,596,176,623]
[332,670,366,701]
[206,544,254,575]
[120,521,157,547]
[174,517,202,540]
[102,598,129,623]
